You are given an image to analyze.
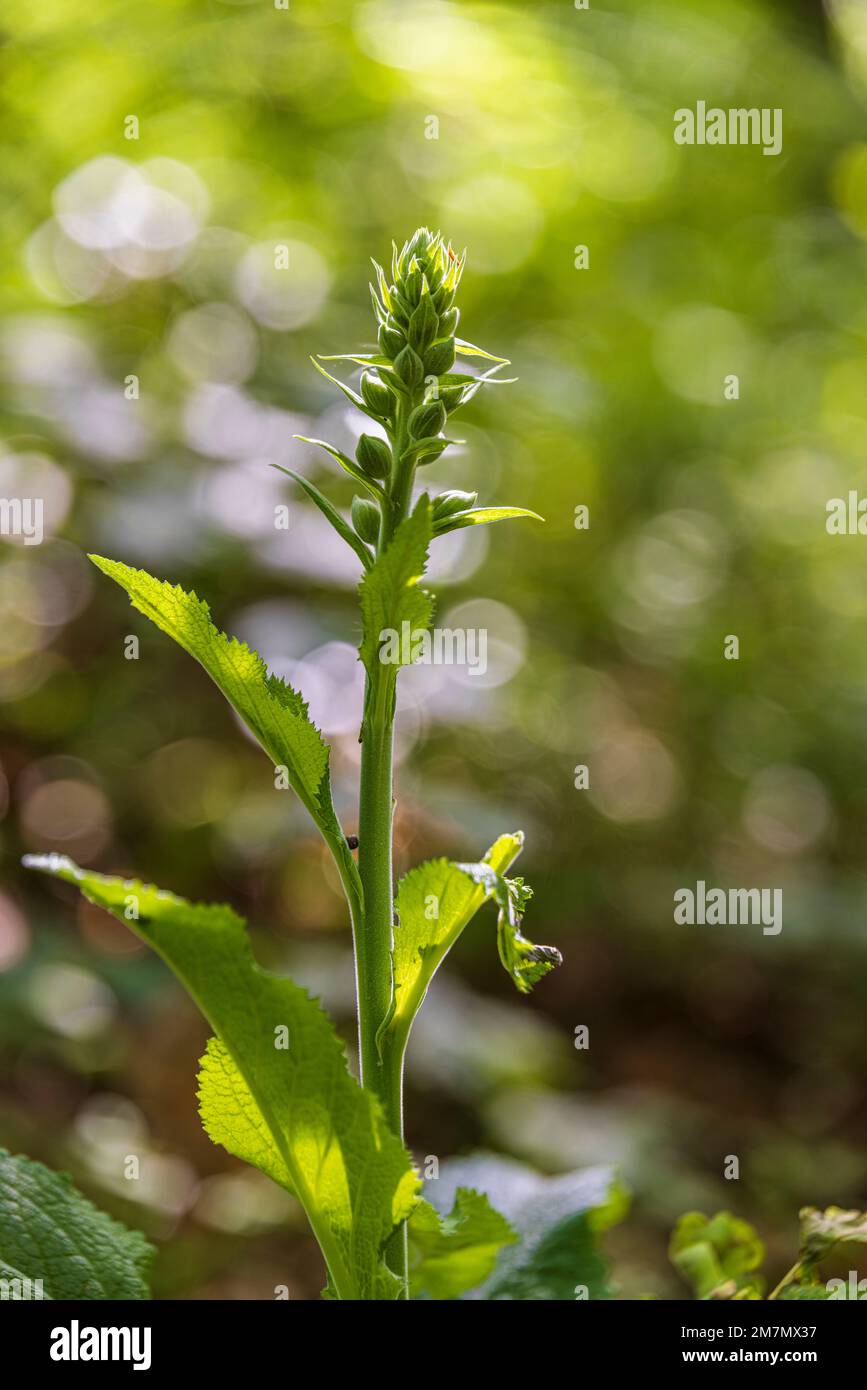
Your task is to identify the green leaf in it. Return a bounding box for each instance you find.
[0,1147,154,1300]
[408,1189,517,1300]
[309,355,365,406]
[454,337,510,363]
[427,1154,624,1300]
[271,464,374,570]
[370,258,393,312]
[198,1037,292,1195]
[777,1283,838,1300]
[86,556,357,896]
[384,832,526,1052]
[434,505,544,536]
[318,353,393,368]
[23,856,419,1302]
[309,357,386,429]
[293,435,384,500]
[454,859,562,994]
[670,1211,765,1300]
[491,1211,608,1301]
[358,495,434,679]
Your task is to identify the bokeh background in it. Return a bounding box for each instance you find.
[3,0,867,1298]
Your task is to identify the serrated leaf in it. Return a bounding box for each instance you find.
[434,505,544,537]
[272,464,373,570]
[408,1188,517,1299]
[384,833,525,1052]
[358,496,434,678]
[0,1147,154,1300]
[23,856,419,1302]
[428,1154,623,1300]
[197,1037,292,1194]
[87,556,357,897]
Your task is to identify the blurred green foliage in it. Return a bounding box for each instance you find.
[2,0,867,1298]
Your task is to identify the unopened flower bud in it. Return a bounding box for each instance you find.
[432,284,455,314]
[438,307,459,337]
[356,433,392,479]
[403,269,425,305]
[394,344,425,388]
[424,338,456,376]
[378,321,405,359]
[414,438,449,466]
[408,399,447,439]
[351,496,380,544]
[439,384,465,412]
[408,295,439,353]
[433,490,477,519]
[360,371,393,418]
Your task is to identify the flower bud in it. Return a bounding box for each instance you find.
[403,269,425,305]
[394,344,425,388]
[424,338,456,376]
[351,495,380,544]
[438,307,459,337]
[408,399,447,439]
[432,284,455,314]
[414,438,449,466]
[407,295,439,353]
[360,371,393,418]
[433,490,477,519]
[378,321,405,359]
[356,433,392,479]
[439,384,465,412]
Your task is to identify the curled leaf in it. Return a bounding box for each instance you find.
[454,862,562,994]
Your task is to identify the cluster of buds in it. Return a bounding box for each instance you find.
[289,227,537,561]
[356,227,467,484]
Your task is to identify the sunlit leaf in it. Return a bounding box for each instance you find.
[23,856,419,1302]
[434,505,543,536]
[383,833,525,1051]
[358,495,433,679]
[87,557,357,896]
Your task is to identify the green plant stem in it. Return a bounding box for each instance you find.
[356,671,399,1108]
[353,384,419,1298]
[767,1259,806,1301]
